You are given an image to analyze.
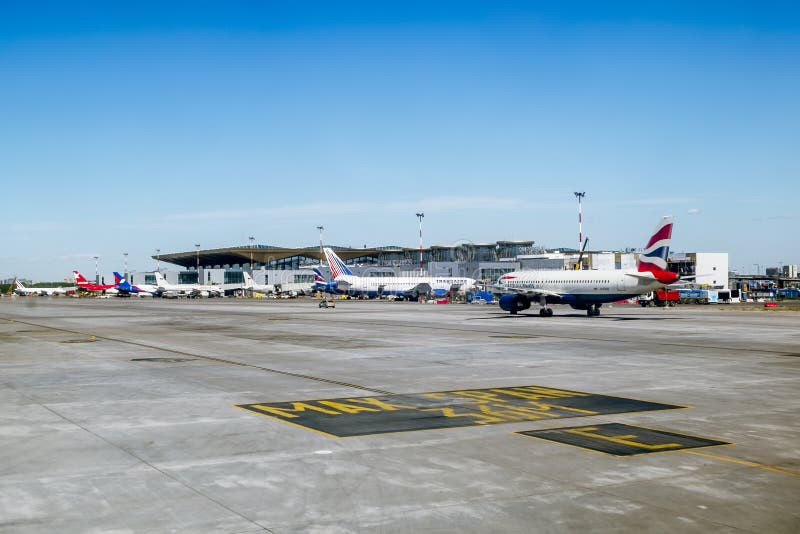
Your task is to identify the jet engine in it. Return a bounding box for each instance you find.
[499,294,531,314]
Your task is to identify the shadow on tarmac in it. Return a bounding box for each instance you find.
[469,313,685,321]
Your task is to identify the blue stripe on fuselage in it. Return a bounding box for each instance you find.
[547,293,637,305]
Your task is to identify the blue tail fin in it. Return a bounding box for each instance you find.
[312,268,327,283]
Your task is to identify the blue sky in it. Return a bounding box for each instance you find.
[2,1,798,280]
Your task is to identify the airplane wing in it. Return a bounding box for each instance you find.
[334,278,352,289]
[407,282,432,295]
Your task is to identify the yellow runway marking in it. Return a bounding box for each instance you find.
[681,450,800,478]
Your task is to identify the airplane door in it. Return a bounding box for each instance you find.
[616,273,626,291]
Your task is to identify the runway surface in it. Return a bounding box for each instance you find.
[1,298,798,532]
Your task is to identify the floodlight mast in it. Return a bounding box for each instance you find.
[195,244,200,280]
[249,236,255,272]
[415,212,424,275]
[316,225,324,265]
[574,192,586,253]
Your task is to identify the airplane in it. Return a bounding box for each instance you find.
[13,278,75,296]
[242,271,276,295]
[235,272,314,298]
[324,247,478,300]
[73,270,118,295]
[494,215,679,317]
[113,272,157,297]
[311,268,339,294]
[154,271,224,298]
[266,275,314,297]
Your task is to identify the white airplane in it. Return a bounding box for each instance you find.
[243,271,315,297]
[324,248,478,300]
[494,216,680,317]
[153,271,223,298]
[242,272,276,295]
[13,278,75,296]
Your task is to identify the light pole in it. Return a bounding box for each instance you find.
[155,249,160,272]
[93,256,99,284]
[415,212,425,276]
[195,243,200,282]
[249,235,255,271]
[574,192,586,253]
[123,252,128,279]
[316,225,324,265]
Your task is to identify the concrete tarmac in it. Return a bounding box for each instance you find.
[0,298,798,532]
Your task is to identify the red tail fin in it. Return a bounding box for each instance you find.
[637,216,678,284]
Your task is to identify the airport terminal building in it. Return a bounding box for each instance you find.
[131,241,730,290]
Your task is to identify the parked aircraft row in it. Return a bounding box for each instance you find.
[9,215,680,315]
[12,279,75,296]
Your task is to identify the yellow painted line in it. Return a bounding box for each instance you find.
[232,405,342,439]
[681,450,800,478]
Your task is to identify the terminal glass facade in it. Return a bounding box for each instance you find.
[480,267,516,282]
[224,271,244,284]
[178,272,198,284]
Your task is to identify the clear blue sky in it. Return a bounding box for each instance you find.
[2,1,798,280]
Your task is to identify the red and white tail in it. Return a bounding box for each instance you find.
[73,270,90,285]
[637,216,678,284]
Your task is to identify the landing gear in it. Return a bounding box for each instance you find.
[586,304,601,317]
[537,295,553,317]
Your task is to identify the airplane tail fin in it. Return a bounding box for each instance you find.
[113,272,135,292]
[312,268,327,283]
[15,278,25,290]
[637,216,679,284]
[242,271,254,287]
[323,248,353,279]
[154,271,167,285]
[73,270,90,285]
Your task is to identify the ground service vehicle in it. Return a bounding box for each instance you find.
[638,289,680,307]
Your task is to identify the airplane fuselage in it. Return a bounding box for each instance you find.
[334,274,476,298]
[154,274,222,297]
[498,269,664,307]
[15,286,73,296]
